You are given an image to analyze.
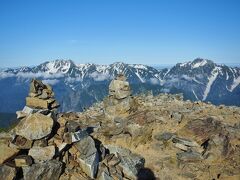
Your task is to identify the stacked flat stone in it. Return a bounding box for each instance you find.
[27,79,59,110]
[104,74,135,120]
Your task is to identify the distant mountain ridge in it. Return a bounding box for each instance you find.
[0,58,239,112]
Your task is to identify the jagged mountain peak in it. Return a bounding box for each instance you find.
[191,58,213,67]
[36,59,76,74]
[192,58,213,64]
[0,58,239,114]
[176,58,215,69]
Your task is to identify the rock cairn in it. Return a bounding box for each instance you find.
[104,74,136,120]
[1,77,239,179]
[0,79,145,180]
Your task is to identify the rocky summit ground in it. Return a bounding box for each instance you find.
[0,76,240,180]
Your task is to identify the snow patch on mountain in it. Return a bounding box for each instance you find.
[45,60,72,74]
[226,72,229,80]
[230,76,240,92]
[96,65,108,72]
[192,59,207,68]
[135,69,145,83]
[192,90,199,100]
[203,67,219,101]
[179,62,189,67]
[130,64,148,70]
[46,61,59,73]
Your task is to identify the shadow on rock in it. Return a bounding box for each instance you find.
[137,168,156,180]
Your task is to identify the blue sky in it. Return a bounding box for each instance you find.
[0,0,240,67]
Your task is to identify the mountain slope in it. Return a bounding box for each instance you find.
[0,58,239,112]
[162,58,240,104]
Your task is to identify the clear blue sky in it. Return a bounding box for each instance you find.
[0,0,240,67]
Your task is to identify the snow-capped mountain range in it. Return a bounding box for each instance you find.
[0,58,239,112]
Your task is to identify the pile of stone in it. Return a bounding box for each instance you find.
[104,74,136,120]
[1,76,240,180]
[0,79,145,180]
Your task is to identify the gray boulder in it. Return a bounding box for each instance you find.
[22,160,63,180]
[105,145,145,179]
[74,136,99,178]
[0,165,17,180]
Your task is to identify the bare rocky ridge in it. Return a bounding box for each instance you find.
[0,77,240,180]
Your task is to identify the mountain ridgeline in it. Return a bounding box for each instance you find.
[0,58,239,112]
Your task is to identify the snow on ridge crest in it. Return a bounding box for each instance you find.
[45,60,73,74]
[192,59,208,68]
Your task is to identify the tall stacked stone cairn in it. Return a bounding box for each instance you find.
[104,74,136,120]
[0,79,145,180]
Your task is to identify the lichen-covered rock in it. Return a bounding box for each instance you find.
[109,74,131,100]
[74,136,99,178]
[1,78,240,180]
[105,145,145,179]
[26,97,55,109]
[104,74,135,119]
[28,145,55,162]
[0,141,19,164]
[104,96,133,118]
[0,165,17,180]
[22,160,63,180]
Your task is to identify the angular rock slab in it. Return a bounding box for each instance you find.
[172,137,199,147]
[177,151,203,162]
[23,160,62,180]
[105,145,145,179]
[15,155,33,167]
[74,136,99,178]
[78,153,99,179]
[26,97,50,109]
[15,113,54,140]
[0,165,17,180]
[71,129,88,143]
[0,142,19,164]
[29,145,55,162]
